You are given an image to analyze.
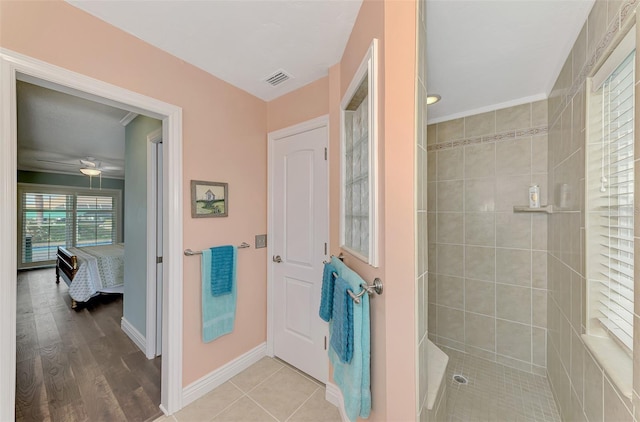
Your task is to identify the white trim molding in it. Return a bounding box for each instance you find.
[182,343,267,407]
[0,48,184,418]
[146,127,163,360]
[325,382,347,422]
[121,317,147,354]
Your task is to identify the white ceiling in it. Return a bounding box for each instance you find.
[19,1,597,174]
[426,0,594,123]
[17,81,129,178]
[67,0,364,101]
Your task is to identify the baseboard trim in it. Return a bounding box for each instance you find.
[325,382,347,422]
[121,317,147,355]
[182,342,267,407]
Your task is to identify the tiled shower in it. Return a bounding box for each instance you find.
[419,0,640,420]
[427,101,549,375]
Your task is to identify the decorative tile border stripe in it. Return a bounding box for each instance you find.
[426,126,548,152]
[549,0,638,128]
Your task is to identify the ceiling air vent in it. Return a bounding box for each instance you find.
[264,69,293,87]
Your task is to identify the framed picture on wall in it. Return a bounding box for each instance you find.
[191,180,228,218]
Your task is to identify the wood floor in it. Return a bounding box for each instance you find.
[15,268,163,422]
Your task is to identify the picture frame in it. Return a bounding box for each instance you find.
[191,180,228,218]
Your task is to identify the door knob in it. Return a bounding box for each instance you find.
[273,255,283,263]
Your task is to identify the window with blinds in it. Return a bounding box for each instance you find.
[18,185,121,268]
[586,48,635,352]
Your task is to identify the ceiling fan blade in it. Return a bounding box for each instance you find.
[79,159,98,168]
[36,159,77,167]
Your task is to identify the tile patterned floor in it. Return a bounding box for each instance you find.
[155,357,341,422]
[444,348,561,422]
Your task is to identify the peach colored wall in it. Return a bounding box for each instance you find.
[330,0,387,419]
[0,0,268,386]
[329,0,417,420]
[381,1,417,419]
[266,77,329,132]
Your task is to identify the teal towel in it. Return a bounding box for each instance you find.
[330,276,354,363]
[210,245,235,296]
[319,263,337,322]
[201,247,237,343]
[328,256,371,422]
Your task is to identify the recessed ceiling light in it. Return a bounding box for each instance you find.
[426,94,441,105]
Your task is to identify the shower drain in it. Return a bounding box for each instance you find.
[453,374,468,384]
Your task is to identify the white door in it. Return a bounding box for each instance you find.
[271,121,328,383]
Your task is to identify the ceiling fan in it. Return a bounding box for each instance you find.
[79,157,102,176]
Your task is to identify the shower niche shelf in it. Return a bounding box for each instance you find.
[513,205,554,214]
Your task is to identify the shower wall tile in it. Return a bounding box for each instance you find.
[464,143,495,179]
[496,138,532,176]
[604,376,633,422]
[437,118,463,143]
[465,312,495,351]
[532,327,546,367]
[437,180,463,212]
[496,284,532,324]
[532,100,548,127]
[496,319,532,362]
[436,305,465,343]
[532,251,547,288]
[427,123,437,146]
[436,275,464,310]
[464,111,496,138]
[464,178,495,212]
[531,135,548,174]
[427,150,437,183]
[532,288,547,328]
[495,212,531,249]
[464,213,495,246]
[583,350,603,422]
[495,174,531,212]
[437,244,464,278]
[436,212,463,244]
[464,278,495,316]
[427,182,437,212]
[496,103,531,132]
[437,148,463,181]
[464,246,495,282]
[429,99,548,374]
[496,248,531,286]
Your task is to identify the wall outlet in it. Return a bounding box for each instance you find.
[255,234,267,249]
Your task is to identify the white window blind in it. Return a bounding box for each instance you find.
[19,186,120,268]
[591,50,635,351]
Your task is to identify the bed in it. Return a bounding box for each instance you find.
[55,243,125,309]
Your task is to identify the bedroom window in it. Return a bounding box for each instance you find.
[18,184,121,268]
[586,30,635,353]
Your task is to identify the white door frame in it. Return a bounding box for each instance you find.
[0,48,184,419]
[147,127,163,359]
[266,115,329,357]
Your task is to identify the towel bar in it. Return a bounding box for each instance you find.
[184,242,250,256]
[332,271,383,304]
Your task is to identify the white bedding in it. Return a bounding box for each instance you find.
[65,244,125,302]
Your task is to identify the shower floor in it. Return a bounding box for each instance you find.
[443,348,560,422]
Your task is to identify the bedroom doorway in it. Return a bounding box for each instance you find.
[0,50,185,420]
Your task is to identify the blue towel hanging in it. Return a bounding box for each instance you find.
[201,246,237,343]
[319,262,337,322]
[210,245,235,296]
[330,276,354,363]
[328,256,371,422]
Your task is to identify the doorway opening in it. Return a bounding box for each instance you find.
[0,50,184,419]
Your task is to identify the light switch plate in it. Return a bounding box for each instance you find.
[255,234,267,249]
